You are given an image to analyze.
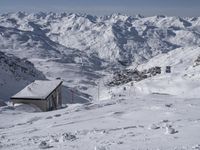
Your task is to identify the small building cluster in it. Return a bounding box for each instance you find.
[11,80,63,112]
[108,66,171,87]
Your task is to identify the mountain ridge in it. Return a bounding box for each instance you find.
[1,12,200,100]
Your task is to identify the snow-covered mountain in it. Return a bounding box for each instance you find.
[0,12,200,100]
[0,51,45,100]
[1,12,200,150]
[1,12,200,63]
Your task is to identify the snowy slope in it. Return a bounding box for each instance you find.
[0,51,45,101]
[129,46,200,97]
[1,95,200,150]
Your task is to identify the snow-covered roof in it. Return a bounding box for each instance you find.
[11,80,62,100]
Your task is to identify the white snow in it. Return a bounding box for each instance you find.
[14,103,42,112]
[0,12,200,149]
[12,80,62,99]
[1,95,200,149]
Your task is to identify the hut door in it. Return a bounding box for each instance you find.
[49,99,51,111]
[56,93,59,107]
[49,98,53,111]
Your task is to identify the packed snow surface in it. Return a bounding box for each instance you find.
[1,94,200,150]
[14,103,42,112]
[12,80,62,99]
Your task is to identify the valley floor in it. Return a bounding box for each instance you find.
[1,94,200,150]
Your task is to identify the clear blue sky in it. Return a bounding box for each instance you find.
[0,0,200,16]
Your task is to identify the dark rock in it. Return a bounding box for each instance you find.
[0,100,7,107]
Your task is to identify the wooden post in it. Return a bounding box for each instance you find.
[98,83,100,101]
[71,89,74,103]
